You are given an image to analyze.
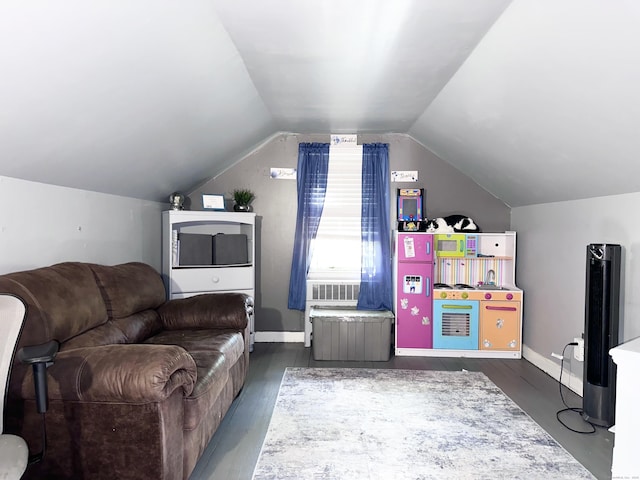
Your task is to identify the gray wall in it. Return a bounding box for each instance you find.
[190,133,510,334]
[512,192,640,389]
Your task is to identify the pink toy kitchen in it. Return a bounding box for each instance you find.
[393,229,523,359]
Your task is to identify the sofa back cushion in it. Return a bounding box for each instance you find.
[90,262,166,319]
[0,262,108,349]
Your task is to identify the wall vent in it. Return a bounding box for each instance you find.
[304,280,360,347]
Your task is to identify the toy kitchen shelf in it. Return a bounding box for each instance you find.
[394,231,523,359]
[161,210,256,348]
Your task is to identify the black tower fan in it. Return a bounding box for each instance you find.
[583,243,621,427]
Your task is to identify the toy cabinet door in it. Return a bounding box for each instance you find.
[480,302,520,350]
[396,233,433,262]
[396,261,433,349]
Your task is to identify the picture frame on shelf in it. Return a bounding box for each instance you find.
[202,194,226,211]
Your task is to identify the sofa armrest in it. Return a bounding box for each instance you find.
[158,292,252,331]
[18,344,197,403]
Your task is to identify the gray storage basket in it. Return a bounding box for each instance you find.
[310,307,394,361]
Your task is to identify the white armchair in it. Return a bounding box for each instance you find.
[1,294,58,480]
[0,294,29,479]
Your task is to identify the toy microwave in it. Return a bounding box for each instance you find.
[434,234,478,257]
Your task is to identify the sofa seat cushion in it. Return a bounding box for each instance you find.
[144,330,244,369]
[182,351,229,431]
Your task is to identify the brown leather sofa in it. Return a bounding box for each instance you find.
[0,261,252,480]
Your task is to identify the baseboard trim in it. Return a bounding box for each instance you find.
[255,331,305,343]
[523,344,583,396]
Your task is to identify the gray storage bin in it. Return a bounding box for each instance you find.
[178,233,213,266]
[212,233,248,265]
[311,307,394,361]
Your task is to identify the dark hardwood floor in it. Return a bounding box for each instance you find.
[189,343,614,480]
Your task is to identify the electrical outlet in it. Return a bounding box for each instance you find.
[573,337,584,362]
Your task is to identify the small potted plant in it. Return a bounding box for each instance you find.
[232,188,255,212]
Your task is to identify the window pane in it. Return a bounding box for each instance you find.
[309,145,362,276]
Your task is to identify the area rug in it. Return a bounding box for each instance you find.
[252,368,595,480]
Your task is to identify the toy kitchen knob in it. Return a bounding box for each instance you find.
[506,293,513,300]
[484,293,492,300]
[211,276,220,284]
[462,292,469,299]
[440,292,447,299]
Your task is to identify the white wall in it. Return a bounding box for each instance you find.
[0,176,164,275]
[512,192,640,389]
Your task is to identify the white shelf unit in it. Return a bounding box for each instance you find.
[162,210,256,349]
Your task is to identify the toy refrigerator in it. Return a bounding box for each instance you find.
[394,232,434,353]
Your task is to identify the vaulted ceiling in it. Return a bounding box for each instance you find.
[1,1,640,207]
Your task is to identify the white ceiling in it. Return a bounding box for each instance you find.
[1,0,640,207]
